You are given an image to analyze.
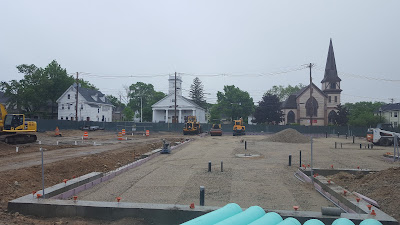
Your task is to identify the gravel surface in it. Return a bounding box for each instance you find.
[78,135,342,211]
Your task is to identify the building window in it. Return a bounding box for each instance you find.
[334,96,337,103]
[306,97,318,117]
[61,117,63,120]
[66,117,69,120]
[62,104,64,110]
[329,96,331,103]
[330,83,336,89]
[287,111,295,124]
[68,94,70,99]
[98,108,100,113]
[68,104,70,110]
[81,104,83,110]
[394,122,398,127]
[171,99,175,102]
[395,112,398,118]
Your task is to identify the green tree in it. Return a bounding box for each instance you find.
[208,104,221,123]
[127,82,166,122]
[344,101,385,127]
[123,107,134,121]
[1,60,95,118]
[189,77,206,108]
[334,104,349,126]
[252,94,283,124]
[215,85,254,122]
[43,60,75,118]
[266,83,306,101]
[106,95,124,108]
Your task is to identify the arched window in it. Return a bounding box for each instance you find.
[306,97,318,117]
[328,110,337,124]
[287,111,295,124]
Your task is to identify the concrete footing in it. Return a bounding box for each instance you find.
[7,143,398,225]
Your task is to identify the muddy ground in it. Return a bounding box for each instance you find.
[0,130,399,224]
[0,130,184,224]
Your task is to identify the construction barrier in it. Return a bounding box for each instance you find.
[83,131,88,139]
[117,132,123,140]
[55,127,60,136]
[122,129,126,135]
[146,130,150,136]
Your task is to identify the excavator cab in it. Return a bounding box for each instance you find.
[0,104,37,144]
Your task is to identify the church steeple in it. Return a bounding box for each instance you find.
[321,39,341,83]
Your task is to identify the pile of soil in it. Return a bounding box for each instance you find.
[329,167,400,221]
[266,128,310,143]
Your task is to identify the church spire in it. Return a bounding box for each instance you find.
[321,39,341,83]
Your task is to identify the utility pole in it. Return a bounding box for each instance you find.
[174,72,177,124]
[308,63,314,127]
[76,72,79,121]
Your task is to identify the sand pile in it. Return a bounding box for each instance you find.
[266,128,310,143]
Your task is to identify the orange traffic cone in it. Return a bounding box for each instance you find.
[122,129,126,135]
[55,127,61,137]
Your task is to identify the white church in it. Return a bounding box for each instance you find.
[151,76,207,123]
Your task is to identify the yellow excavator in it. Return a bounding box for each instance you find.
[0,103,37,144]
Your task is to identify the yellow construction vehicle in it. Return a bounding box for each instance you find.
[183,116,202,135]
[233,118,245,136]
[210,123,222,136]
[0,103,37,144]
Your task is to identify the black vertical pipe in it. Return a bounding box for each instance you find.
[208,161,211,172]
[221,161,223,172]
[335,142,337,149]
[325,132,328,138]
[337,132,340,138]
[299,150,302,168]
[360,144,362,149]
[353,136,355,144]
[245,141,247,150]
[289,155,292,166]
[200,186,205,206]
[341,143,343,149]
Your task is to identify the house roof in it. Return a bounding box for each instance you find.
[281,83,327,109]
[78,86,111,105]
[321,39,342,83]
[56,84,112,106]
[151,93,205,110]
[375,103,400,113]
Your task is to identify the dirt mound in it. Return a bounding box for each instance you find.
[330,167,400,221]
[266,128,310,143]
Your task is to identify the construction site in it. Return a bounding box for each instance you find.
[1,128,400,225]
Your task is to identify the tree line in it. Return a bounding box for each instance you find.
[1,60,387,127]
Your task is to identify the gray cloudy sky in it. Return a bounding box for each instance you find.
[1,0,399,104]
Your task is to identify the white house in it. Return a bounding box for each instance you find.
[57,84,113,122]
[375,103,400,128]
[152,75,207,123]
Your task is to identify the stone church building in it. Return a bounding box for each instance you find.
[281,39,342,126]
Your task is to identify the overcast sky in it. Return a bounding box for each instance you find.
[1,0,399,104]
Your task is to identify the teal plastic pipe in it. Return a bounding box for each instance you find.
[214,206,266,225]
[332,218,355,225]
[276,217,301,225]
[180,203,242,225]
[360,219,383,225]
[303,219,325,225]
[248,212,283,225]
